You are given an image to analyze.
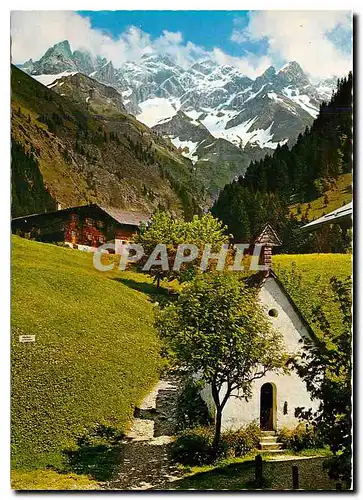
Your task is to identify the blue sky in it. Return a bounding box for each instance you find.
[77,10,268,58]
[11,10,352,80]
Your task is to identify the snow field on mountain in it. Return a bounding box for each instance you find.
[137,98,180,127]
[33,71,77,87]
[169,137,199,163]
[282,86,319,118]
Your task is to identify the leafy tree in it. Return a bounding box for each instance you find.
[134,211,229,287]
[157,273,287,452]
[294,276,352,488]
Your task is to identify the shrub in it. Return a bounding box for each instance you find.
[175,377,213,431]
[221,422,261,458]
[172,423,261,466]
[278,423,324,451]
[171,427,215,465]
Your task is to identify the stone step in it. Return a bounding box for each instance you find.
[259,442,283,451]
[260,437,278,444]
[261,431,277,436]
[259,449,286,454]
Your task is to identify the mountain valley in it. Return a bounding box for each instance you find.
[15,40,338,211]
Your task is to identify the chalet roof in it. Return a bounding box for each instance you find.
[254,224,282,246]
[300,201,352,232]
[98,206,150,226]
[244,269,321,348]
[12,203,150,228]
[244,270,268,288]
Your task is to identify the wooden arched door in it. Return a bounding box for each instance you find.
[260,383,274,430]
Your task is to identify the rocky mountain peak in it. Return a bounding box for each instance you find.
[279,60,304,74]
[45,40,72,58]
[276,61,311,88]
[141,53,175,67]
[262,66,276,79]
[190,59,218,74]
[49,71,127,116]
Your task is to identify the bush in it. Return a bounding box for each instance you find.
[175,377,213,431]
[221,422,261,458]
[278,423,324,451]
[172,422,261,466]
[171,427,215,465]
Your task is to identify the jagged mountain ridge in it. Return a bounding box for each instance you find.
[47,72,127,116]
[11,65,203,218]
[19,41,337,155]
[38,72,249,198]
[152,110,249,195]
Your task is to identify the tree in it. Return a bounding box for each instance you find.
[157,273,287,452]
[294,277,352,488]
[11,139,56,217]
[211,183,250,242]
[134,211,229,287]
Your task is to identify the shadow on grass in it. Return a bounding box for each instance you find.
[112,277,178,306]
[167,460,257,490]
[112,277,167,297]
[167,456,337,491]
[58,425,124,482]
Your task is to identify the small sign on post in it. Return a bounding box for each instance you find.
[19,335,36,343]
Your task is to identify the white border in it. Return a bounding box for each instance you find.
[1,2,360,499]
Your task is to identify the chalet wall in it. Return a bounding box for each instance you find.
[12,206,138,251]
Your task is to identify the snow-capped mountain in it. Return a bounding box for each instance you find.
[18,40,337,193]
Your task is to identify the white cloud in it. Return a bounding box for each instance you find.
[213,48,274,79]
[152,30,209,67]
[10,10,352,80]
[11,11,103,63]
[231,11,352,80]
[230,28,248,45]
[10,11,208,69]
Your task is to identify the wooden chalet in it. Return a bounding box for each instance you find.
[11,204,150,253]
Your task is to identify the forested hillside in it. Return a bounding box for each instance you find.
[212,73,352,253]
[11,140,57,217]
[11,65,203,220]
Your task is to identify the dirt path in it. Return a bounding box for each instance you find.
[104,371,184,490]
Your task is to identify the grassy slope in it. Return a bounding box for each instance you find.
[11,470,99,491]
[11,236,162,487]
[273,253,352,340]
[289,173,352,222]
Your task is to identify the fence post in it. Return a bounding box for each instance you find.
[292,465,299,489]
[255,454,263,487]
